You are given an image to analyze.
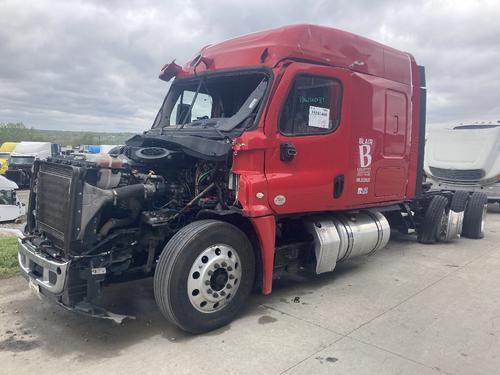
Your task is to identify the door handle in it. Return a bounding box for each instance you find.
[333,174,344,198]
[280,143,297,162]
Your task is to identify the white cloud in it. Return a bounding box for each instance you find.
[0,0,499,132]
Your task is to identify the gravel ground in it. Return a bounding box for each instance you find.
[0,197,499,374]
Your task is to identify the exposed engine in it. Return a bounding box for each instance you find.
[23,145,236,309]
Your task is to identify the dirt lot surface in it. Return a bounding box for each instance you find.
[0,205,499,375]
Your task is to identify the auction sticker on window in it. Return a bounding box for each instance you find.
[308,106,330,129]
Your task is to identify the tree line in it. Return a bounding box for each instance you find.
[0,122,133,146]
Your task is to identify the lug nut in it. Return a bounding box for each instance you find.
[205,280,210,285]
[214,263,220,269]
[213,293,219,298]
[229,274,235,279]
[220,291,226,296]
[221,262,227,267]
[227,266,233,271]
[208,270,213,276]
[226,284,232,289]
[207,289,212,294]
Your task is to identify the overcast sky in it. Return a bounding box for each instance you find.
[0,0,499,132]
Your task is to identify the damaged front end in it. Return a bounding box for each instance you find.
[19,68,270,321]
[19,152,226,321]
[19,158,167,321]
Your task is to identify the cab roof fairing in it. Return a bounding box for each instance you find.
[160,24,416,85]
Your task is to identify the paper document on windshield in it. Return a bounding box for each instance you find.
[308,106,330,129]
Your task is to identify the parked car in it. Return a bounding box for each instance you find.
[0,175,24,222]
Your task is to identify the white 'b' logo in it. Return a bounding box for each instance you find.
[359,144,372,167]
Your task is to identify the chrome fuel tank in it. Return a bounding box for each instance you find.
[304,211,390,274]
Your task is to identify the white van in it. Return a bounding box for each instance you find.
[0,175,24,222]
[425,123,500,203]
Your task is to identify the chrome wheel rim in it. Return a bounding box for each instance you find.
[437,211,448,241]
[481,204,487,233]
[187,244,242,313]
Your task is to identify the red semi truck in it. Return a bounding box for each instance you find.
[18,25,487,333]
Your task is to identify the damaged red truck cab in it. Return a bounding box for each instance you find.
[180,25,424,294]
[19,24,487,333]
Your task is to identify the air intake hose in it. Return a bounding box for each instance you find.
[112,183,162,202]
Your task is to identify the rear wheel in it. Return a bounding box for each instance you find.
[417,195,448,244]
[462,192,488,239]
[154,220,255,333]
[450,191,469,212]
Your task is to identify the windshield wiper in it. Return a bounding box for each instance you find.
[178,78,204,129]
[216,79,268,132]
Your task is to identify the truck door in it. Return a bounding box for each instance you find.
[264,63,351,214]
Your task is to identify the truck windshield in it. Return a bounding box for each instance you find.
[10,156,35,165]
[152,72,268,131]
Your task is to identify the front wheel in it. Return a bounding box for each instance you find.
[154,220,255,333]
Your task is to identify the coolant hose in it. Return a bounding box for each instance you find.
[99,217,135,236]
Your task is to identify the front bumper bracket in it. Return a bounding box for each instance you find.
[18,237,69,294]
[18,238,134,324]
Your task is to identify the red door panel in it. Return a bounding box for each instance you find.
[264,63,352,215]
[347,73,412,207]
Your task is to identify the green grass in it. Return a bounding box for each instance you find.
[0,237,19,278]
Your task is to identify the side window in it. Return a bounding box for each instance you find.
[170,90,213,125]
[279,75,342,135]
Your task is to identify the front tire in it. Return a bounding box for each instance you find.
[154,220,255,333]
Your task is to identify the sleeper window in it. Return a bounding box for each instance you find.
[279,75,342,135]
